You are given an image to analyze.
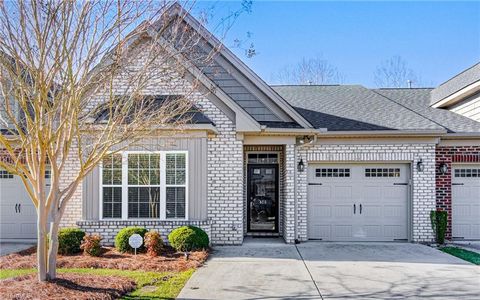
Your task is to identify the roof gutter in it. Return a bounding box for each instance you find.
[254,127,326,135]
[431,80,480,108]
[442,132,480,139]
[314,129,448,138]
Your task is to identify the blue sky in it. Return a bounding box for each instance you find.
[194,1,480,87]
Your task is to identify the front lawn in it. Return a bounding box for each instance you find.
[440,246,480,265]
[0,268,195,299]
[0,245,207,299]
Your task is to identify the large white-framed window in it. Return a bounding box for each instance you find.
[100,151,188,220]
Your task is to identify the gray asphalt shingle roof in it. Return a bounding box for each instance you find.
[272,85,446,132]
[375,88,480,133]
[430,63,480,105]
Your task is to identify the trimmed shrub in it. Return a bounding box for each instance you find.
[168,226,209,252]
[114,227,148,253]
[430,210,448,244]
[58,228,85,255]
[80,234,103,256]
[144,230,164,257]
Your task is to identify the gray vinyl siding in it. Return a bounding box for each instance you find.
[201,59,282,122]
[450,92,480,122]
[82,137,208,221]
[186,41,283,122]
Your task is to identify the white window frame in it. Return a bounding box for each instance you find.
[99,150,189,221]
[99,153,123,220]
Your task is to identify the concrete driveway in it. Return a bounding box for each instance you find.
[0,242,34,256]
[178,240,480,300]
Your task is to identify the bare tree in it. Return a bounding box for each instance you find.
[0,0,249,282]
[374,56,422,88]
[272,56,344,85]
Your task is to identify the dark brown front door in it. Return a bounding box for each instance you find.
[247,164,279,232]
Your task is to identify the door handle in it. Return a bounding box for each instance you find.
[15,203,18,213]
[353,204,356,214]
[360,204,362,214]
[18,203,21,213]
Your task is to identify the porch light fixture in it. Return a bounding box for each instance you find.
[417,158,424,172]
[439,163,448,175]
[299,135,314,145]
[297,159,305,172]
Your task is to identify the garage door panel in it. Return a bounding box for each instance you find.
[384,225,404,238]
[361,225,382,238]
[308,163,409,241]
[333,205,354,218]
[310,225,331,240]
[452,164,480,240]
[311,205,331,218]
[384,205,406,218]
[361,205,382,217]
[334,225,352,238]
[334,186,352,199]
[1,173,38,240]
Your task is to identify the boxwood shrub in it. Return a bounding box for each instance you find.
[168,226,209,252]
[114,227,148,253]
[58,228,85,255]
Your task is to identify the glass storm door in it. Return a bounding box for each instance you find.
[247,164,278,232]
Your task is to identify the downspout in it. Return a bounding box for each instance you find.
[293,144,298,244]
[294,135,317,244]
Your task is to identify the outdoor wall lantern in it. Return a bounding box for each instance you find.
[417,158,424,172]
[298,135,314,145]
[439,163,448,175]
[297,158,305,172]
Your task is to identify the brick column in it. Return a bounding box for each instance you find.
[283,144,296,243]
[436,146,480,240]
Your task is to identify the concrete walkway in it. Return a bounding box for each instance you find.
[178,240,480,300]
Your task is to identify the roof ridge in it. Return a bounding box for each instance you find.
[375,87,434,90]
[437,62,480,87]
[372,90,452,132]
[270,84,359,87]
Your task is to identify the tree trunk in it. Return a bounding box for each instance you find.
[37,211,48,282]
[47,220,60,280]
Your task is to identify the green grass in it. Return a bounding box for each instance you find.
[0,268,195,299]
[0,268,35,279]
[441,247,480,265]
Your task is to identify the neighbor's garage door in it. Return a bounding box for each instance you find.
[452,164,480,240]
[0,170,37,240]
[308,163,410,241]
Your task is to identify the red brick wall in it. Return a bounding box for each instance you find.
[436,146,480,239]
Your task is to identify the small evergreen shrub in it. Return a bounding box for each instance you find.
[114,227,148,253]
[168,226,209,252]
[144,230,164,257]
[430,210,448,244]
[58,228,85,255]
[80,234,103,256]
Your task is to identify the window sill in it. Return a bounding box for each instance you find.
[77,219,211,226]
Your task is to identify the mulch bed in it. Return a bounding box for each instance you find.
[0,273,135,300]
[0,246,208,272]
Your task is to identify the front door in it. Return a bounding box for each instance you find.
[247,164,278,232]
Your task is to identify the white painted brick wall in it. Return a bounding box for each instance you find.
[78,220,211,246]
[60,143,83,227]
[296,143,436,243]
[283,144,296,243]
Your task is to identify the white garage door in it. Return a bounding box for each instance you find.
[0,170,38,240]
[308,163,410,241]
[452,164,480,240]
